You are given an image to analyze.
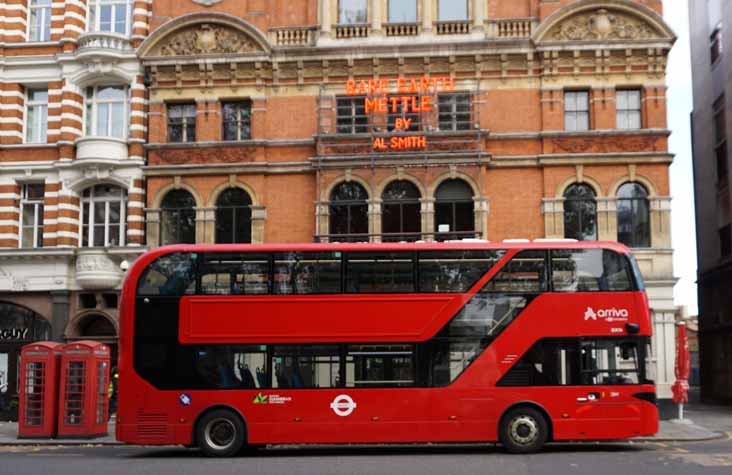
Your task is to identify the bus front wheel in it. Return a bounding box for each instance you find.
[499,407,548,454]
[196,409,246,457]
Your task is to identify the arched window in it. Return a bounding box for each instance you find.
[81,184,127,247]
[434,179,474,241]
[215,188,252,244]
[329,182,369,241]
[160,189,196,245]
[382,181,421,242]
[617,182,650,248]
[563,184,598,241]
[85,85,128,138]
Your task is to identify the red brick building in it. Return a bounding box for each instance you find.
[0,0,678,416]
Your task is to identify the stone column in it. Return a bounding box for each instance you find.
[320,0,332,38]
[251,205,267,244]
[421,198,435,242]
[371,0,383,35]
[369,199,381,242]
[50,291,70,342]
[472,0,485,32]
[474,197,489,239]
[316,201,330,242]
[422,0,433,34]
[541,198,564,238]
[145,209,161,247]
[195,208,206,244]
[650,196,672,248]
[597,197,617,241]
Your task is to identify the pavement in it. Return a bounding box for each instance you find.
[0,403,728,446]
[0,418,119,445]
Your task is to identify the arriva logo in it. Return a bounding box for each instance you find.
[584,307,597,321]
[584,306,630,322]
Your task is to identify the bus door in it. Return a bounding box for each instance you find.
[574,339,646,439]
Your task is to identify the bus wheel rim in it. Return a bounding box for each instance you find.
[204,418,237,451]
[509,415,539,446]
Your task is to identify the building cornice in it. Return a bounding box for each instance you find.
[491,129,671,140]
[142,161,312,176]
[144,139,315,150]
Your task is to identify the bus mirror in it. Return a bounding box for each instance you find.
[625,323,640,334]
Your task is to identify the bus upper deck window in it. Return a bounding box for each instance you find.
[483,250,547,293]
[137,253,196,296]
[551,249,633,292]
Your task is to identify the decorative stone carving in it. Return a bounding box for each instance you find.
[550,9,657,41]
[150,146,257,165]
[192,0,222,5]
[154,24,261,56]
[75,251,123,290]
[0,267,28,291]
[552,135,661,154]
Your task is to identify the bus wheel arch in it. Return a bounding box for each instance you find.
[498,402,553,453]
[192,405,248,457]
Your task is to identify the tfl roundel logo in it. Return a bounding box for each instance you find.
[330,394,357,417]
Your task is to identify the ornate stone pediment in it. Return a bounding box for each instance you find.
[150,23,262,56]
[545,8,660,42]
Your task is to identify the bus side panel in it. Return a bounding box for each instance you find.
[178,295,457,343]
[454,291,649,391]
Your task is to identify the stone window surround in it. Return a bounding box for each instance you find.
[562,87,652,132]
[86,0,133,36]
[321,0,485,37]
[145,180,266,246]
[27,0,52,42]
[542,181,672,249]
[84,84,130,139]
[315,174,489,243]
[24,87,48,144]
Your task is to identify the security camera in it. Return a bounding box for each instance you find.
[120,260,130,272]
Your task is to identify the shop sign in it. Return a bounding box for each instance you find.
[345,76,456,151]
[0,328,29,341]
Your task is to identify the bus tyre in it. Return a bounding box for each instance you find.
[499,407,548,454]
[196,409,246,457]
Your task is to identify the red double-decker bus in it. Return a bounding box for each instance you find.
[116,241,658,456]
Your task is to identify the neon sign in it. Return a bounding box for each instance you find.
[345,76,457,151]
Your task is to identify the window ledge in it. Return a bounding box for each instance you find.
[146,140,263,150]
[0,143,57,149]
[2,41,59,48]
[318,129,488,139]
[0,248,75,260]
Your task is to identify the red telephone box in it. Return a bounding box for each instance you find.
[56,341,110,438]
[18,342,63,439]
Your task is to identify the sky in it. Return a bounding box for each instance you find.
[662,0,698,315]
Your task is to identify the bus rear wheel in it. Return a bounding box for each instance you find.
[196,409,246,457]
[499,407,548,454]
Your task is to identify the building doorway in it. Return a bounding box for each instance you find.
[66,312,118,369]
[0,302,51,421]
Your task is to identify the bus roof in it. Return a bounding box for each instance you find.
[143,240,632,256]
